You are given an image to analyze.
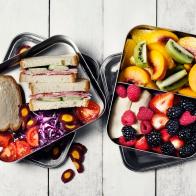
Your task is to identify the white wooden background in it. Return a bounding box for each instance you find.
[0,0,196,195]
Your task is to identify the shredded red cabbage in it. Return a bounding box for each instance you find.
[33,111,65,146]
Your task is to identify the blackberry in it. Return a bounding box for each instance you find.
[146,131,161,147]
[121,126,136,141]
[167,106,183,119]
[180,98,195,113]
[166,120,179,136]
[178,127,192,141]
[161,142,176,156]
[179,144,196,158]
[187,135,196,145]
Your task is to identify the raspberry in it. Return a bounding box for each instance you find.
[118,136,136,147]
[137,106,154,120]
[115,85,127,98]
[121,110,136,126]
[127,84,141,102]
[179,111,196,126]
[140,120,153,134]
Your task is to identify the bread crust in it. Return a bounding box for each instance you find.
[20,54,79,69]
[0,75,22,132]
[29,98,89,111]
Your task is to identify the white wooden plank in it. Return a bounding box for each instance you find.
[157,0,196,195]
[103,0,156,196]
[104,0,157,58]
[50,0,103,62]
[0,0,48,196]
[0,0,49,61]
[49,0,103,195]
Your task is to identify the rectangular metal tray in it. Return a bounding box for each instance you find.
[100,53,196,171]
[0,35,106,162]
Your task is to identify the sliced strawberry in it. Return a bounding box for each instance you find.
[170,136,184,150]
[149,92,174,114]
[160,129,170,142]
[26,126,39,147]
[118,136,136,147]
[152,146,161,153]
[151,114,169,130]
[16,140,32,159]
[135,136,149,151]
[0,132,13,147]
[0,142,17,162]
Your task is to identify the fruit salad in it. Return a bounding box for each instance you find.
[119,25,196,98]
[109,83,196,158]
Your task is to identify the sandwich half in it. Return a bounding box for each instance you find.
[19,54,79,83]
[29,79,90,111]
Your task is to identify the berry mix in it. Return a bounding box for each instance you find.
[116,83,196,158]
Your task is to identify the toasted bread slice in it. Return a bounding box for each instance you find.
[0,76,22,132]
[19,73,77,83]
[29,79,90,94]
[29,98,89,111]
[20,54,79,69]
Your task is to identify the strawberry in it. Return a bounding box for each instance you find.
[160,129,170,142]
[170,136,184,150]
[149,92,174,114]
[140,120,153,134]
[152,146,161,153]
[179,111,196,126]
[118,136,136,147]
[135,136,149,151]
[151,114,169,130]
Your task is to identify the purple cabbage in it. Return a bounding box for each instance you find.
[32,111,65,146]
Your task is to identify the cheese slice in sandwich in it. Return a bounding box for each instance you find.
[19,54,79,83]
[29,79,90,111]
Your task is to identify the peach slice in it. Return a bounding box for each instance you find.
[178,37,196,58]
[188,64,196,92]
[148,42,176,69]
[178,87,196,98]
[145,81,158,89]
[131,29,152,43]
[132,29,178,44]
[119,66,151,85]
[122,39,136,68]
[148,50,167,81]
[148,30,178,44]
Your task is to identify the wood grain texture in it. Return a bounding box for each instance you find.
[50,0,103,195]
[103,0,157,58]
[0,0,48,196]
[0,0,49,61]
[103,0,156,196]
[157,1,196,196]
[50,0,103,62]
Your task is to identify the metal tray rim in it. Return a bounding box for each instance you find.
[1,34,106,163]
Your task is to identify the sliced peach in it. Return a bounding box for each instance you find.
[131,29,152,43]
[178,87,196,98]
[148,42,176,69]
[132,29,178,44]
[148,50,167,81]
[119,66,151,85]
[183,64,192,72]
[148,29,178,44]
[188,64,196,92]
[178,37,196,58]
[122,39,136,68]
[145,81,158,89]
